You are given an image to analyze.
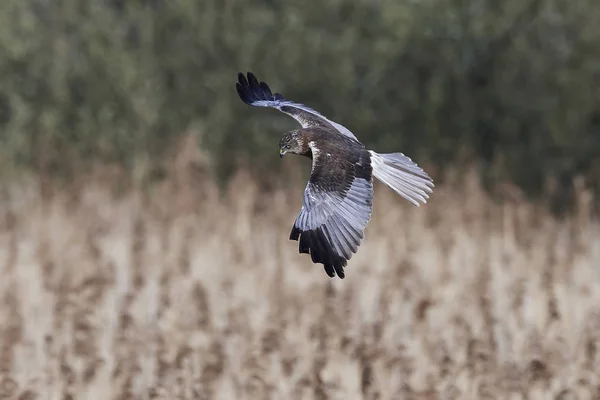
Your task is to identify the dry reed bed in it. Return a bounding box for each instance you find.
[0,171,599,400]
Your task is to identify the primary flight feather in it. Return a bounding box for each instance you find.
[236,72,434,279]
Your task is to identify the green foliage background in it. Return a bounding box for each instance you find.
[0,0,599,209]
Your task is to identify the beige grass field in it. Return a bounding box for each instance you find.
[1,163,600,400]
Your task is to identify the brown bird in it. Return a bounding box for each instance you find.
[236,72,434,279]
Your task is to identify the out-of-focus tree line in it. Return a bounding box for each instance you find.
[0,0,599,210]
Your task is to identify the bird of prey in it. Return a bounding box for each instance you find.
[236,72,434,279]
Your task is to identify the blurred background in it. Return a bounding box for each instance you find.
[1,0,600,398]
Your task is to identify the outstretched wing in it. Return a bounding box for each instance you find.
[236,72,358,140]
[289,144,373,278]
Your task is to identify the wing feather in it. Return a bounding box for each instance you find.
[328,215,358,255]
[322,224,345,260]
[289,147,374,278]
[236,72,358,140]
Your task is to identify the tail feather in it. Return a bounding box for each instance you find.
[369,151,434,206]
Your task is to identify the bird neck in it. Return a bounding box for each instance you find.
[295,133,313,159]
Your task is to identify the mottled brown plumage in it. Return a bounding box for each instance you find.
[237,72,434,278]
[293,128,371,192]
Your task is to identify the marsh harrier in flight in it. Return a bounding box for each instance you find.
[236,72,434,279]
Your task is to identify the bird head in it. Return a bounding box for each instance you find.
[279,130,303,158]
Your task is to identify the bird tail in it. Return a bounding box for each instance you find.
[368,150,434,206]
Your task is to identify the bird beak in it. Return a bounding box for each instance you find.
[279,149,286,158]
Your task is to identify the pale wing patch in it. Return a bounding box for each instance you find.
[308,141,320,174]
[294,177,373,261]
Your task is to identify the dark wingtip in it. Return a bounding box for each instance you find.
[290,226,301,241]
[259,82,273,99]
[237,72,247,86]
[324,263,336,278]
[299,232,310,254]
[235,71,285,105]
[296,227,347,279]
[247,71,259,88]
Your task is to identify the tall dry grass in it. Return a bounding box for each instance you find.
[0,158,599,399]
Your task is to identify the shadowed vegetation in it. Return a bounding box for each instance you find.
[0,0,599,211]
